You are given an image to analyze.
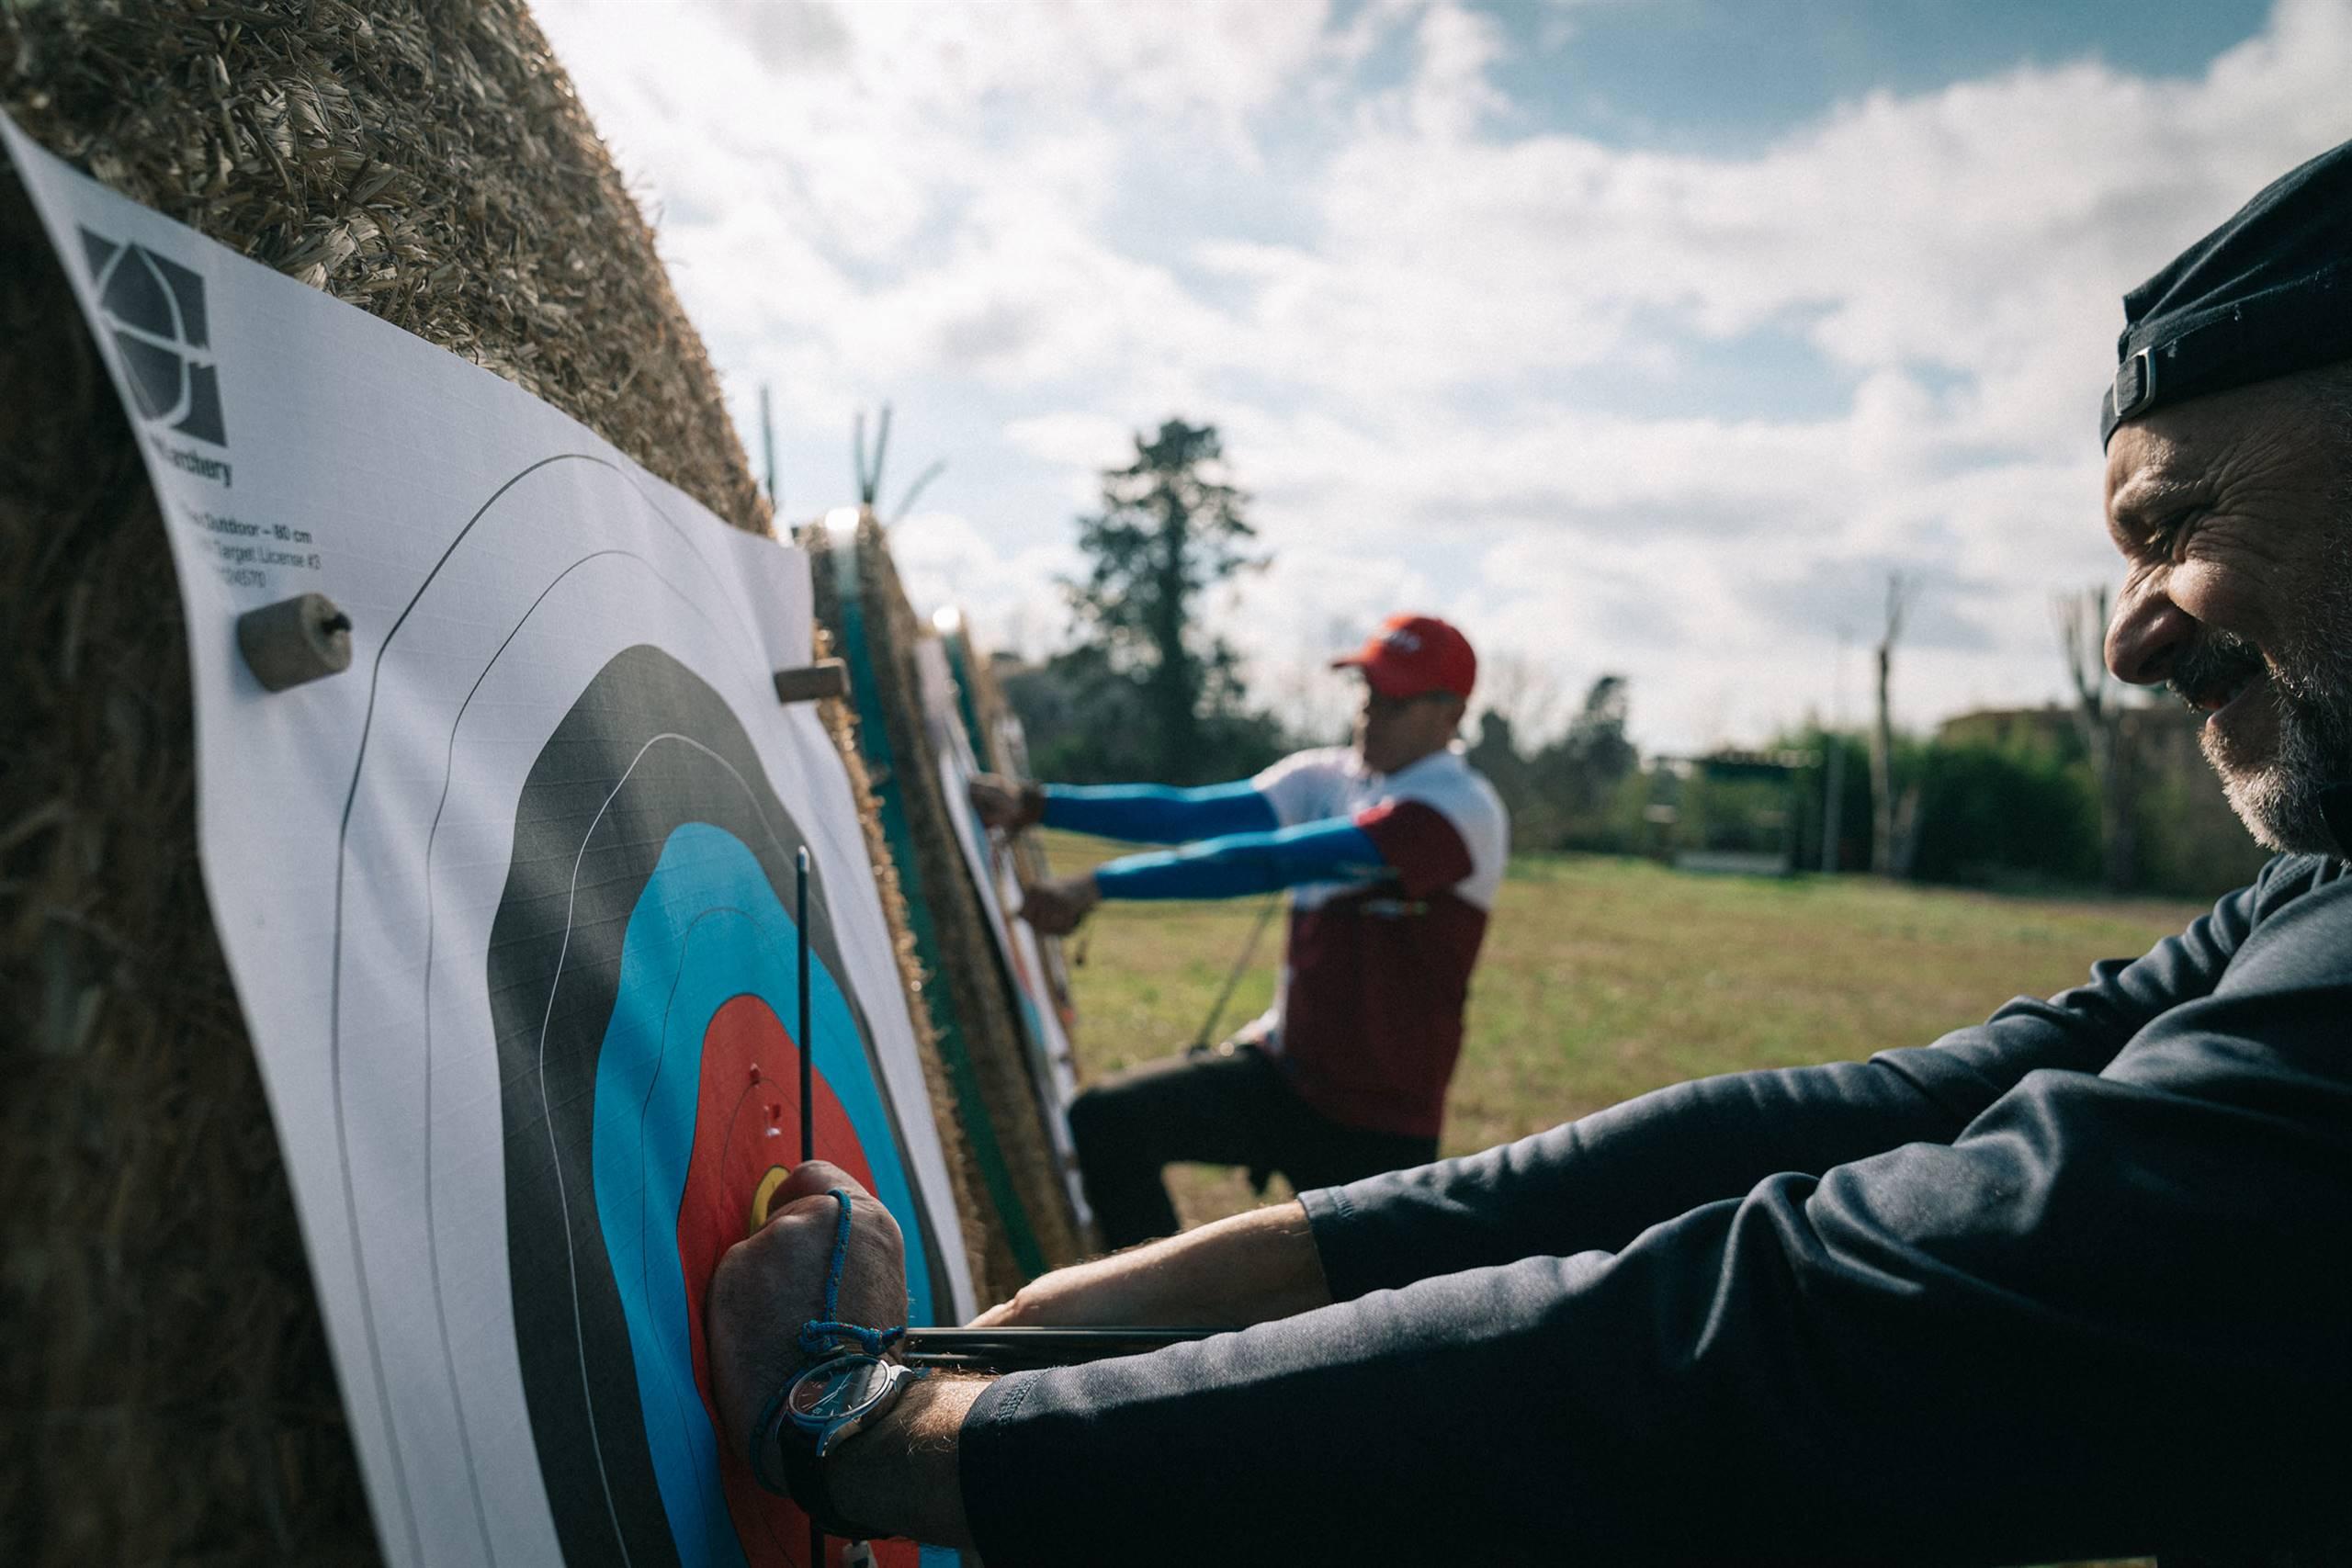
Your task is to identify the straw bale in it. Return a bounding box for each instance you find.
[0,5,943,1560]
[955,623,1057,889]
[839,513,1085,1278]
[805,619,998,1312]
[804,521,1029,1303]
[1,151,379,1568]
[2,0,763,525]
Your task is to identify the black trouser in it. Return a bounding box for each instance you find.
[1067,1043,1439,1250]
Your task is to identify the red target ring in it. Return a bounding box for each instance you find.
[677,995,919,1566]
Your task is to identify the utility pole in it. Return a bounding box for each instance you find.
[1871,573,1918,878]
[2055,585,2136,891]
[1821,627,1848,874]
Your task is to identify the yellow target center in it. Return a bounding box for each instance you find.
[746,1165,791,1236]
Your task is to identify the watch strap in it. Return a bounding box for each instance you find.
[753,1354,919,1540]
[775,1422,867,1540]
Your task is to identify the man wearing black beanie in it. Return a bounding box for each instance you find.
[2099,139,2352,859]
[707,142,2352,1566]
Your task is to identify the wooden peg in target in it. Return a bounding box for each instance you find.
[236,592,353,692]
[772,659,850,705]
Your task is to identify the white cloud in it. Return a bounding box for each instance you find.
[533,0,2352,754]
[887,508,1079,663]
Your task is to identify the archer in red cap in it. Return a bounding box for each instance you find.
[966,609,1508,1249]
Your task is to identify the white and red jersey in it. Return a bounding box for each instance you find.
[1244,745,1509,1138]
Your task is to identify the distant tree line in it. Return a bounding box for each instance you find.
[1465,674,1641,851]
[999,419,2268,900]
[1457,676,2262,900]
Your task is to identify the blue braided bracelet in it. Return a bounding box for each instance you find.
[796,1189,908,1360]
[746,1188,919,1498]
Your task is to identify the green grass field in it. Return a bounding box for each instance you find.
[1045,830,2214,1230]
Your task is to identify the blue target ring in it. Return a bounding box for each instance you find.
[491,645,949,1567]
[593,822,938,1562]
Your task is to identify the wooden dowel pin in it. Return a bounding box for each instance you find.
[773,660,849,705]
[237,592,353,692]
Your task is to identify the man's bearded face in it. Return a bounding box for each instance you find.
[2103,371,2352,855]
[2165,550,2352,852]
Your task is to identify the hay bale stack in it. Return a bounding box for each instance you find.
[944,622,1022,775]
[951,621,1058,878]
[803,627,996,1302]
[2,0,761,522]
[804,514,1088,1296]
[0,6,961,1561]
[0,175,364,1565]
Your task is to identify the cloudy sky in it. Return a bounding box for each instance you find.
[532,0,2352,753]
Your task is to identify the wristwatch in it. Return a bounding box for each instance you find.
[757,1351,924,1536]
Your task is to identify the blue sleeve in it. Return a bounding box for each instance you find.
[960,860,2352,1566]
[1038,781,1276,844]
[1089,819,1387,901]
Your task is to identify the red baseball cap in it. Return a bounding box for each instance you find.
[1330,614,1476,700]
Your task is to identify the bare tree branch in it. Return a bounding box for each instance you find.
[2053,584,2138,890]
[1870,570,1920,876]
[890,459,947,523]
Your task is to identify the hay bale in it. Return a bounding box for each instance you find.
[851,530,1086,1276]
[804,515,1088,1295]
[1,154,378,1568]
[805,520,1025,1301]
[804,621,997,1307]
[950,622,1059,878]
[2,0,760,524]
[0,5,966,1560]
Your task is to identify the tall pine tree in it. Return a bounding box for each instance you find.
[1067,419,1261,781]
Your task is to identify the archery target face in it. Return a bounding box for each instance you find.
[492,648,937,1568]
[322,457,967,1567]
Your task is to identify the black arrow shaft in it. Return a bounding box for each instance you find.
[899,1326,1217,1371]
[795,846,822,1568]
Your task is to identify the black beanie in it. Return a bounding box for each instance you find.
[2099,137,2352,447]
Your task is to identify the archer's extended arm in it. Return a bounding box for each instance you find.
[1036,781,1279,844]
[1090,797,1471,902]
[1304,854,2274,1292]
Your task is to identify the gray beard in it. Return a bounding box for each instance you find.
[2204,529,2352,856]
[2211,693,2352,854]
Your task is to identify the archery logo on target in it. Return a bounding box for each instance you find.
[78,227,228,448]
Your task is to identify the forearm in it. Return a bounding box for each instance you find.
[961,1038,2352,1565]
[827,1375,988,1551]
[1303,1013,2136,1302]
[1091,819,1385,901]
[826,1206,1329,1548]
[1040,781,1275,844]
[980,1199,1331,1330]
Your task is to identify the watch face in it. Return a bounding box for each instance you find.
[786,1354,892,1431]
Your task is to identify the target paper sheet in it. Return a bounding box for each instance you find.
[6,117,974,1568]
[911,639,1090,1228]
